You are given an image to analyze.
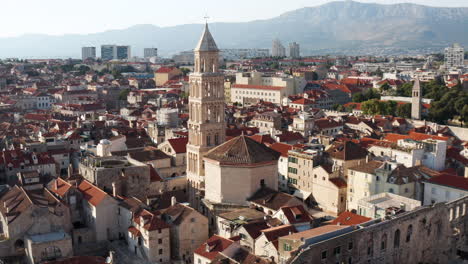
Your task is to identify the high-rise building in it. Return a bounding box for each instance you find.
[101,45,131,60]
[272,39,286,57]
[186,23,226,209]
[116,46,131,60]
[444,43,464,69]
[144,48,158,58]
[81,47,96,60]
[411,78,422,120]
[289,42,300,59]
[101,45,117,61]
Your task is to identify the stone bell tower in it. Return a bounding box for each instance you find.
[186,23,226,208]
[411,78,422,120]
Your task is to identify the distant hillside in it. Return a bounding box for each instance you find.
[1,1,467,58]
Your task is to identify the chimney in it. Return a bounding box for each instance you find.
[464,167,468,179]
[171,196,177,206]
[366,155,369,163]
[54,179,59,190]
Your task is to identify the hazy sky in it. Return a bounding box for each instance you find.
[1,0,467,38]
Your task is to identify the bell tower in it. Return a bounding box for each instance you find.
[186,23,226,208]
[411,78,422,120]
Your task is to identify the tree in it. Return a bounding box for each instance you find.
[118,88,131,101]
[180,68,191,76]
[396,103,411,118]
[352,93,366,103]
[396,82,412,97]
[380,83,392,93]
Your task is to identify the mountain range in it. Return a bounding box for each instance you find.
[1,1,468,58]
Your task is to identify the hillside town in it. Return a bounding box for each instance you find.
[0,23,467,264]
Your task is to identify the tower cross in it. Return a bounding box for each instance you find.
[204,15,210,24]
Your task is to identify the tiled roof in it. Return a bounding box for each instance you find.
[280,205,313,224]
[134,209,170,231]
[168,137,188,153]
[269,142,293,157]
[426,173,468,191]
[261,224,297,243]
[194,235,234,260]
[49,178,73,197]
[248,187,300,211]
[78,180,109,207]
[330,211,372,226]
[205,135,280,166]
[329,178,347,188]
[327,141,368,161]
[248,134,276,145]
[349,160,383,174]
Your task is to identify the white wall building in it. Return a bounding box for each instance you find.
[444,43,465,69]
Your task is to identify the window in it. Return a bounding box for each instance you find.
[206,135,211,146]
[284,243,292,251]
[158,239,162,244]
[348,241,353,250]
[159,249,163,255]
[406,225,413,242]
[388,188,394,194]
[394,229,400,248]
[321,250,327,260]
[333,246,341,256]
[381,234,387,251]
[431,187,437,195]
[288,167,298,174]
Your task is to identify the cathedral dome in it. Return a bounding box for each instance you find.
[204,135,280,166]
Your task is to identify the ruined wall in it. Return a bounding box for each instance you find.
[290,196,468,264]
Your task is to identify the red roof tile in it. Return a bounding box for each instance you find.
[194,235,234,261]
[78,180,109,207]
[168,137,188,153]
[330,211,372,226]
[426,174,468,191]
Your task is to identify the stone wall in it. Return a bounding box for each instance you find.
[289,196,468,264]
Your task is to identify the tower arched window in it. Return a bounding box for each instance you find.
[381,234,387,251]
[406,225,413,242]
[215,134,219,145]
[394,229,400,248]
[207,135,211,146]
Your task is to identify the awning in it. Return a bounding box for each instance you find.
[293,189,312,200]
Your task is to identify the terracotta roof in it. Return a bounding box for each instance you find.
[330,211,372,226]
[134,209,170,231]
[261,224,297,243]
[327,141,368,161]
[349,160,383,174]
[242,220,271,239]
[49,178,73,197]
[248,134,276,145]
[269,142,293,157]
[425,173,468,191]
[205,135,280,166]
[78,180,109,207]
[128,226,142,237]
[291,98,315,105]
[129,148,171,162]
[168,137,188,153]
[280,205,313,224]
[315,118,343,130]
[194,235,234,260]
[329,178,347,188]
[156,67,177,73]
[248,187,300,211]
[232,84,284,91]
[148,165,163,182]
[384,132,448,143]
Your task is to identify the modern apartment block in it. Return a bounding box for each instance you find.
[81,46,96,60]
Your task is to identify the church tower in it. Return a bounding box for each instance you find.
[186,23,226,208]
[411,78,422,120]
